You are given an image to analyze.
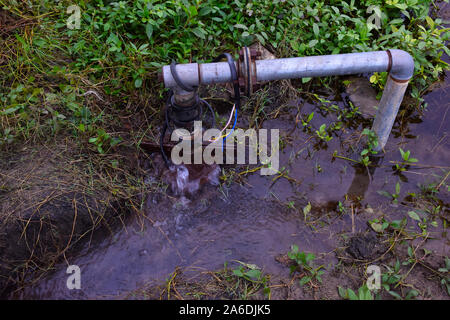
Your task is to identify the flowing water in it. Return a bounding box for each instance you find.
[11,19,450,299]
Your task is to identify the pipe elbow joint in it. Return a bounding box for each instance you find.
[388,49,414,81]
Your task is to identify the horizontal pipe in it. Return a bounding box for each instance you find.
[255,51,389,81]
[161,49,414,151]
[162,62,236,88]
[162,50,414,87]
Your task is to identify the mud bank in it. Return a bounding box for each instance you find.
[0,143,128,296]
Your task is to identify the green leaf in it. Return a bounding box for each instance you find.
[245,269,261,280]
[302,77,312,83]
[199,7,212,16]
[388,290,402,300]
[305,253,315,263]
[145,23,153,40]
[338,287,347,299]
[377,190,392,199]
[395,182,401,194]
[405,289,419,300]
[347,289,358,300]
[370,222,383,233]
[303,202,311,215]
[299,276,311,286]
[308,39,318,47]
[1,106,21,115]
[313,23,319,36]
[390,220,403,229]
[232,268,244,277]
[408,246,414,258]
[408,211,421,222]
[234,24,248,30]
[188,5,198,17]
[319,124,326,132]
[134,78,143,88]
[192,27,206,39]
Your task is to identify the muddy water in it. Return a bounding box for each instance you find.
[12,48,450,300]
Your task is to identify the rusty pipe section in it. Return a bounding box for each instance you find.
[160,49,414,150]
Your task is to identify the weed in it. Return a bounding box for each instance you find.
[315,123,333,142]
[407,210,438,236]
[395,148,418,172]
[378,181,401,204]
[338,284,373,300]
[359,129,379,167]
[228,261,271,299]
[369,217,407,234]
[288,245,324,287]
[301,111,314,128]
[438,257,450,296]
[381,258,419,300]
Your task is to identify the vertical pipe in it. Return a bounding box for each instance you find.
[371,76,409,151]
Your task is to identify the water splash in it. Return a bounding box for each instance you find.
[167,163,220,196]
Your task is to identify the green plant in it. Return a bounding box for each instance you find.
[288,245,324,287]
[370,72,388,93]
[301,111,314,128]
[359,129,379,167]
[315,123,333,142]
[438,257,450,296]
[338,284,373,300]
[381,258,420,300]
[1,0,448,153]
[395,148,418,172]
[378,181,401,204]
[89,129,122,154]
[229,261,271,299]
[337,201,347,214]
[369,217,407,234]
[407,210,437,236]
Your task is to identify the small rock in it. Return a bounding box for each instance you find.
[346,233,378,260]
[345,76,379,119]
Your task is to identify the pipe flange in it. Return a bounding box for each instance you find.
[238,47,252,96]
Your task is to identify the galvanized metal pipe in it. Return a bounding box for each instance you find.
[254,51,389,81]
[161,49,414,150]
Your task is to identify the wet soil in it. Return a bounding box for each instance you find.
[0,143,127,296]
[3,4,450,300]
[8,49,448,299]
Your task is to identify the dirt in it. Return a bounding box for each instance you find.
[0,9,34,39]
[4,63,449,299]
[346,233,381,260]
[344,76,379,119]
[2,5,449,300]
[0,143,126,296]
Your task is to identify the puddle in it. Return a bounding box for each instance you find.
[10,30,450,301]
